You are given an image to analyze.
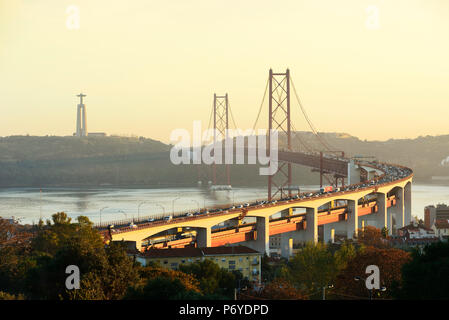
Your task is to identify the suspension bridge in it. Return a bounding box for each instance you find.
[97,69,413,257]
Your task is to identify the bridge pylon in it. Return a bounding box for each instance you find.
[212,93,231,187]
[268,69,292,200]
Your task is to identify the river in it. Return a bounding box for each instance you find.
[0,184,448,225]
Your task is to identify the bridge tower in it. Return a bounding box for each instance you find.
[268,69,292,200]
[212,93,231,187]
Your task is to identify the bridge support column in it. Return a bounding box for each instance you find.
[376,193,387,231]
[280,234,293,259]
[306,208,318,243]
[404,183,412,226]
[347,200,358,239]
[197,227,211,248]
[254,217,270,256]
[395,188,405,230]
[134,240,142,252]
[323,224,335,244]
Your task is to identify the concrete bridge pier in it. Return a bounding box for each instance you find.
[376,193,387,231]
[280,234,293,259]
[323,224,335,244]
[197,227,211,247]
[404,182,412,226]
[306,207,318,243]
[394,188,405,230]
[245,217,270,256]
[347,200,358,239]
[387,203,394,235]
[134,240,142,251]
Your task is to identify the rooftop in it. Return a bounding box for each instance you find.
[140,245,261,258]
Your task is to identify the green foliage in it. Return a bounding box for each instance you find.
[395,241,449,299]
[179,259,239,299]
[286,242,337,295]
[283,241,359,298]
[260,254,288,283]
[125,277,203,300]
[32,213,104,256]
[334,241,357,270]
[0,291,25,300]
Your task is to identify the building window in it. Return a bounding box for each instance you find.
[163,260,168,264]
[229,260,236,265]
[239,258,243,262]
[222,258,226,262]
[181,260,185,263]
[229,265,235,270]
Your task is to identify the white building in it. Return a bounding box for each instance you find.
[432,219,449,241]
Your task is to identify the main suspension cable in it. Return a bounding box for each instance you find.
[252,77,269,132]
[290,76,333,152]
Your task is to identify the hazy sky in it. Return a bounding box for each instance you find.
[1,0,448,143]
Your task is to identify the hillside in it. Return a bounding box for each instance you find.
[0,133,448,187]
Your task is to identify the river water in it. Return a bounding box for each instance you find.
[0,184,448,225]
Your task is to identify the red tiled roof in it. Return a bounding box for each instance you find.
[140,245,260,258]
[201,246,260,255]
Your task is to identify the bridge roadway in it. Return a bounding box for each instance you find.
[143,195,397,249]
[101,160,412,257]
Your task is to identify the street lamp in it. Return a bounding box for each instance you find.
[100,206,108,226]
[138,201,148,223]
[354,276,386,300]
[228,190,235,205]
[322,284,334,300]
[172,196,181,215]
[155,203,165,215]
[191,200,200,212]
[118,209,127,221]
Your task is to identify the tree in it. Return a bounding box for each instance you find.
[32,213,104,256]
[126,277,203,300]
[179,259,239,298]
[0,291,25,300]
[286,242,338,297]
[27,215,139,300]
[357,226,389,248]
[244,279,306,300]
[334,241,357,271]
[125,265,203,300]
[0,217,34,295]
[395,241,449,299]
[335,246,410,299]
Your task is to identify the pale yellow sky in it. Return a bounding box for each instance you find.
[1,0,448,143]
